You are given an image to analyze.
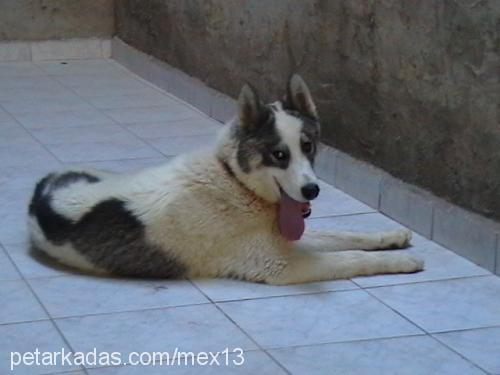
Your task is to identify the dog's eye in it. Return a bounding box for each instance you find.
[302,141,313,154]
[272,150,287,161]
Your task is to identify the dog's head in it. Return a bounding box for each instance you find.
[218,74,321,240]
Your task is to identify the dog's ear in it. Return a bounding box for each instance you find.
[285,74,318,119]
[238,83,267,130]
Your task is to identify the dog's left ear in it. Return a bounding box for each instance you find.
[238,83,268,130]
[285,74,318,120]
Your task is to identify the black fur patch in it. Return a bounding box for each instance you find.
[29,172,100,244]
[233,109,290,172]
[71,199,186,278]
[30,172,186,278]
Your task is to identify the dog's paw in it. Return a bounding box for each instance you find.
[382,229,412,249]
[389,253,424,273]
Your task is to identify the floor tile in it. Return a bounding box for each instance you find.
[55,305,257,362]
[74,85,161,98]
[0,61,45,77]
[0,142,59,167]
[310,182,375,219]
[4,243,68,279]
[434,327,500,374]
[85,92,181,110]
[87,351,285,375]
[0,123,35,147]
[104,106,197,124]
[270,335,484,375]
[1,95,92,114]
[370,276,500,332]
[124,117,221,139]
[308,212,402,233]
[29,275,209,318]
[37,59,125,76]
[0,161,61,191]
[54,73,147,87]
[193,278,358,302]
[31,124,140,145]
[0,85,75,102]
[54,75,156,98]
[0,321,80,375]
[15,109,115,130]
[0,279,48,324]
[0,211,30,244]
[218,290,422,349]
[0,75,58,90]
[148,135,216,156]
[0,187,32,214]
[0,246,21,281]
[66,157,169,174]
[45,138,162,162]
[0,107,13,122]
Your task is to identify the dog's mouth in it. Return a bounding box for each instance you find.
[277,186,311,241]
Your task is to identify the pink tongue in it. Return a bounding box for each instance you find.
[278,191,308,241]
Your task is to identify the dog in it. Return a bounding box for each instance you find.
[28,74,424,284]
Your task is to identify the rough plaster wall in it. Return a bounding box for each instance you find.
[115,0,500,221]
[0,0,114,41]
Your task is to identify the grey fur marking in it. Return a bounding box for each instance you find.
[30,173,187,278]
[71,198,186,278]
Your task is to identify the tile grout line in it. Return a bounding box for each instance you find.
[44,64,210,161]
[3,249,87,374]
[0,274,495,327]
[108,57,223,123]
[0,78,69,168]
[30,300,214,322]
[0,243,23,282]
[358,274,493,290]
[34,69,169,162]
[188,280,292,375]
[362,287,492,373]
[429,334,490,374]
[308,210,378,221]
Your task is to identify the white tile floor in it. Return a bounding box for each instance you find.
[0,59,498,375]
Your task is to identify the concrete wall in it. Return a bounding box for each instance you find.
[0,0,114,41]
[116,0,500,223]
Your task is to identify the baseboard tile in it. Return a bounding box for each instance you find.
[111,37,236,123]
[0,38,111,62]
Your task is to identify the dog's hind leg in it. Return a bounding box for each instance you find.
[295,229,412,252]
[265,249,423,285]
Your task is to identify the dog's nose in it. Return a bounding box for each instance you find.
[301,183,320,200]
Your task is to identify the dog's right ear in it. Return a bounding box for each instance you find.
[238,83,265,130]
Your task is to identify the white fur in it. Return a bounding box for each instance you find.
[272,104,318,201]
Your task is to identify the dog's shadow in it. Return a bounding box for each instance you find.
[29,245,92,276]
[29,245,138,281]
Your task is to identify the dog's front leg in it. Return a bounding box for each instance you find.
[265,249,424,285]
[295,229,412,252]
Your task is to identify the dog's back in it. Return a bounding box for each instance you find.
[28,167,189,278]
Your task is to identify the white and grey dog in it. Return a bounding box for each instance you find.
[28,75,424,284]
